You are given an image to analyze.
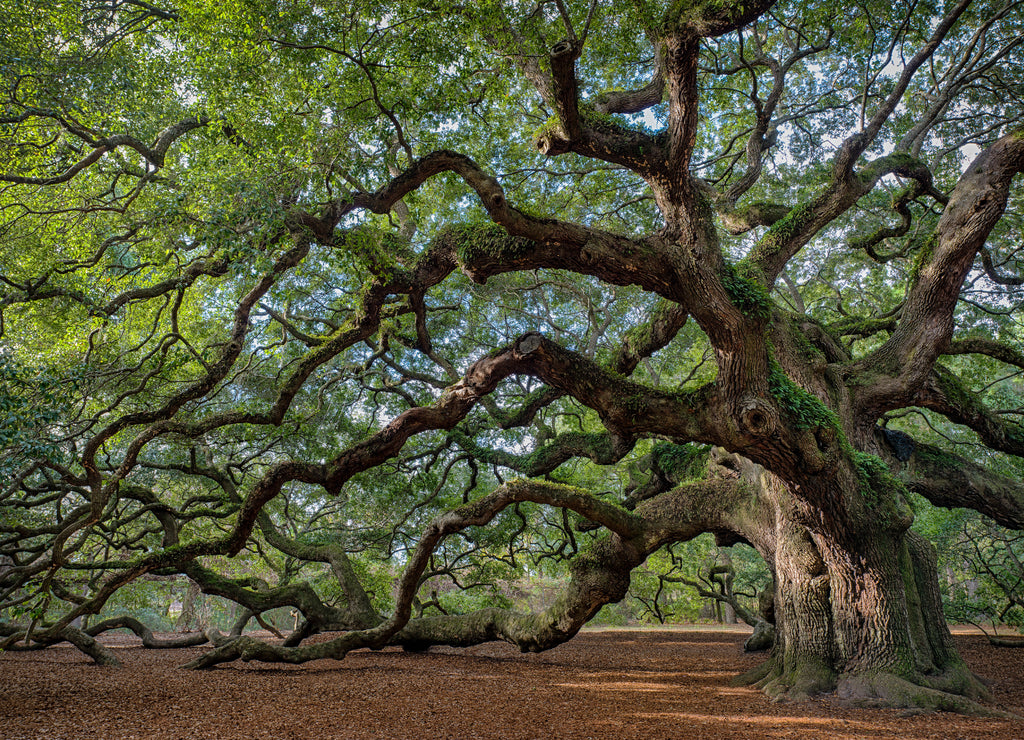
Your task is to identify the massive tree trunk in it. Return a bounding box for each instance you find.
[736,466,996,713]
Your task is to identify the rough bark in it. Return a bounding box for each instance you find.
[182,476,755,669]
[57,627,123,667]
[732,466,1002,715]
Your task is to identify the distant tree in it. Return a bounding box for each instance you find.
[945,515,1024,644]
[2,0,1024,714]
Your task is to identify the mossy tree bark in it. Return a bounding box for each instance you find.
[738,483,994,712]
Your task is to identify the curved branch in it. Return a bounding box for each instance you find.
[849,182,926,262]
[832,0,972,177]
[723,28,832,206]
[183,479,648,668]
[86,615,209,648]
[903,441,1024,530]
[746,151,939,285]
[857,131,1024,413]
[593,45,665,115]
[909,365,1024,464]
[187,472,759,667]
[321,152,676,299]
[531,37,668,172]
[1,623,123,665]
[612,299,688,375]
[0,116,207,185]
[978,246,1024,286]
[945,337,1024,369]
[453,430,632,478]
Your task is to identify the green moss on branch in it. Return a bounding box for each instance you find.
[722,261,772,321]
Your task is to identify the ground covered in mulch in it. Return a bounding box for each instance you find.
[1,626,1022,739]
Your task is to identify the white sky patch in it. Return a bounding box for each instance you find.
[959,143,982,173]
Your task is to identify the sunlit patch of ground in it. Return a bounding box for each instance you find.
[1,628,1020,739]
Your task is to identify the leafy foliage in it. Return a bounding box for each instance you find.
[1,0,1023,706]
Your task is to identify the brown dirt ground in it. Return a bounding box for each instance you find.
[1,626,1022,739]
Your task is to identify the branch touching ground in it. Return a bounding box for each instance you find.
[183,479,649,669]
[87,615,210,649]
[60,627,123,666]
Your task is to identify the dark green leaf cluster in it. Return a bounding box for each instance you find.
[0,355,71,473]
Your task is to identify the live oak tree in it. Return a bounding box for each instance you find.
[2,0,1024,715]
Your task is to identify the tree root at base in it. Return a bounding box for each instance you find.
[733,657,1018,718]
[836,671,1016,718]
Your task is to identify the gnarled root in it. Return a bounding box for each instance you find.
[735,654,1015,717]
[733,654,836,703]
[837,670,1013,718]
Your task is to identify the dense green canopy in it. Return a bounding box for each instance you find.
[2,0,1024,714]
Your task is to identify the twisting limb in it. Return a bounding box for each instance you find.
[1,622,123,666]
[85,616,209,649]
[593,43,665,115]
[452,429,633,478]
[185,471,760,668]
[612,299,689,375]
[832,0,973,177]
[746,151,941,286]
[856,130,1024,413]
[0,116,208,185]
[849,182,928,263]
[905,364,1024,465]
[58,627,122,666]
[396,472,766,654]
[978,247,1024,286]
[720,26,832,207]
[181,479,647,668]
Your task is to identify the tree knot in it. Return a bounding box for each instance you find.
[550,40,580,60]
[738,396,777,436]
[514,332,544,357]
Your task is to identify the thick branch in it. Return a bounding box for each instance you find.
[747,152,939,285]
[904,441,1024,530]
[593,45,665,115]
[945,337,1024,369]
[909,365,1024,463]
[613,299,689,375]
[183,479,648,668]
[3,623,123,666]
[86,616,209,649]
